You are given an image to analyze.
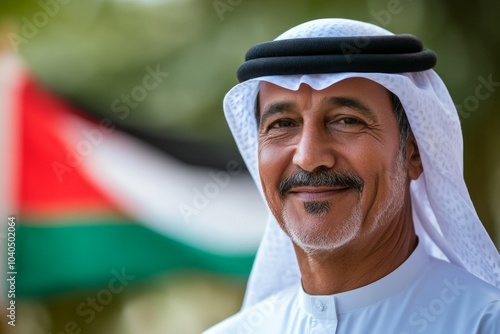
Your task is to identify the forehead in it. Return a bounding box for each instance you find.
[258,77,392,115]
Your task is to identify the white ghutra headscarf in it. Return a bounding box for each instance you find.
[222,18,500,308]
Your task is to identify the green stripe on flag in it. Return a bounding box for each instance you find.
[15,220,255,299]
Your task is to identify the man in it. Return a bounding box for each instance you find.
[204,18,500,333]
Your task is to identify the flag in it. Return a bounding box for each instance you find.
[2,54,267,299]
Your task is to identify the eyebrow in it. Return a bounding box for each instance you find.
[321,96,377,122]
[258,95,378,130]
[259,101,298,129]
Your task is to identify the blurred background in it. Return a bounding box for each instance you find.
[1,0,499,333]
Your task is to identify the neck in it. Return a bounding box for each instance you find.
[295,207,418,296]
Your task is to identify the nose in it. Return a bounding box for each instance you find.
[292,124,336,172]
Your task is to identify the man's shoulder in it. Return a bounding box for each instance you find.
[202,285,297,334]
[420,255,500,303]
[400,256,500,333]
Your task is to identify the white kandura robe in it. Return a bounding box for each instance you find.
[204,241,500,333]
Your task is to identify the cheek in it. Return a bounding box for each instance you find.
[339,139,399,198]
[351,145,403,210]
[258,142,292,198]
[337,141,380,176]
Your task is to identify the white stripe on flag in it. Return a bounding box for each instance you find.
[68,117,268,255]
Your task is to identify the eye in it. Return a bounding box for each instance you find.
[269,119,297,129]
[337,117,365,126]
[329,116,367,133]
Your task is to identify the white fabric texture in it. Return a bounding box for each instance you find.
[203,241,500,333]
[221,18,500,309]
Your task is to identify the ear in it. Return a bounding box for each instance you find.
[405,132,423,180]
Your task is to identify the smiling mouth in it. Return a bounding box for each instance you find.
[289,186,350,200]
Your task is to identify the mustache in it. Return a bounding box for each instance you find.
[279,168,364,197]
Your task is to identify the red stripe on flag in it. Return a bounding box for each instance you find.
[16,75,122,218]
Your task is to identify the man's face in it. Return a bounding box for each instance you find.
[257,78,416,254]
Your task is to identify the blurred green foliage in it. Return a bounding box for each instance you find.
[1,0,499,242]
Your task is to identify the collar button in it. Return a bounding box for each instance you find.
[314,300,324,312]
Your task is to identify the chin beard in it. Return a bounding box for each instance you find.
[303,201,331,216]
[281,203,363,256]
